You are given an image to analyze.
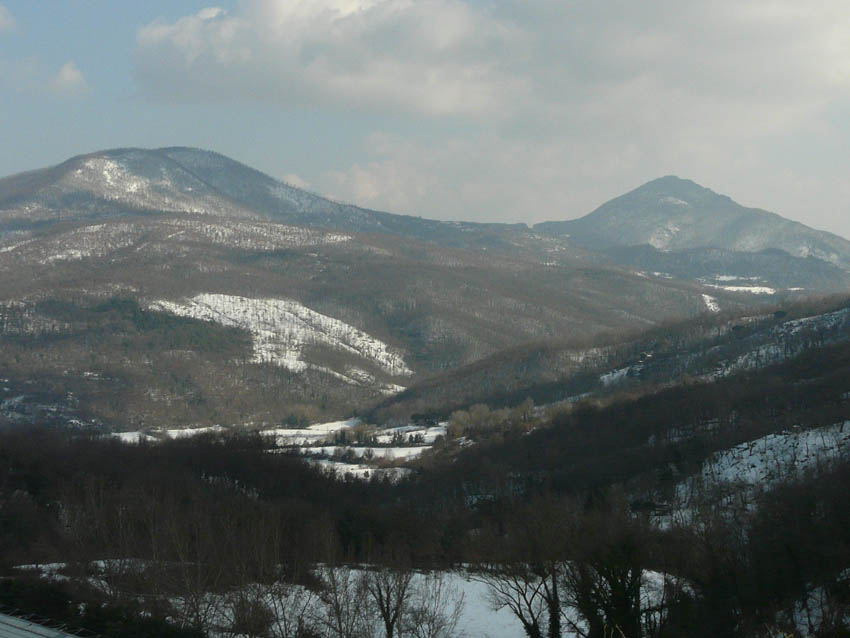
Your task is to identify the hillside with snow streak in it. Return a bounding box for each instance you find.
[150,294,412,388]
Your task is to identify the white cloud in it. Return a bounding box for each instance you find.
[135,0,526,116]
[282,173,310,189]
[0,4,15,32]
[136,1,850,236]
[0,58,88,97]
[48,61,88,95]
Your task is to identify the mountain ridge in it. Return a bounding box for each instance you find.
[0,147,531,251]
[535,175,850,270]
[0,147,846,422]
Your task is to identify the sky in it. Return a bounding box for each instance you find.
[1,1,849,237]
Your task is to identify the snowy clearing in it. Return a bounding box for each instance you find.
[260,418,361,446]
[150,294,412,383]
[299,445,428,461]
[111,431,157,444]
[375,424,447,445]
[161,425,227,439]
[308,459,412,481]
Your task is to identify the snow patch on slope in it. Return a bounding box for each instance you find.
[600,366,632,386]
[53,154,253,218]
[150,294,412,384]
[705,284,776,295]
[710,307,850,379]
[660,196,690,207]
[11,223,142,265]
[678,422,850,503]
[160,218,350,251]
[702,294,720,313]
[648,223,680,250]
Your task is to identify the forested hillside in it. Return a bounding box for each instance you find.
[4,297,850,635]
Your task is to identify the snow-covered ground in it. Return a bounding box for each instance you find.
[709,306,850,380]
[0,222,143,265]
[375,424,447,445]
[661,196,690,207]
[261,418,362,446]
[265,418,447,478]
[307,459,412,481]
[16,561,687,638]
[710,275,762,283]
[702,294,720,313]
[782,306,850,335]
[670,422,850,522]
[299,445,428,461]
[705,283,776,295]
[150,294,412,385]
[158,218,349,251]
[112,416,435,481]
[681,422,850,494]
[58,155,251,218]
[600,366,632,386]
[111,431,157,444]
[162,425,227,439]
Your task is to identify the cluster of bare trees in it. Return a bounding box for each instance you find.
[471,498,689,638]
[310,565,464,638]
[63,484,465,637]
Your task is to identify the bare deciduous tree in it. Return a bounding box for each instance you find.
[364,566,414,638]
[403,572,465,638]
[474,563,548,638]
[314,564,376,638]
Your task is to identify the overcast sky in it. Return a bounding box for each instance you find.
[1,1,848,237]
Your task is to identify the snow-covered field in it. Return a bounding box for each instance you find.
[299,445,428,461]
[150,294,412,384]
[16,561,689,638]
[163,425,227,439]
[111,417,439,481]
[264,419,445,477]
[261,418,362,446]
[307,459,412,481]
[111,431,157,444]
[375,424,447,445]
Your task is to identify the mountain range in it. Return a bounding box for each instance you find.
[1,147,848,427]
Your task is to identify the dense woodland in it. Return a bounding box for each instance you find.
[374,294,850,422]
[3,323,850,636]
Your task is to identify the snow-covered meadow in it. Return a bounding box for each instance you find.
[264,419,448,479]
[110,417,446,481]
